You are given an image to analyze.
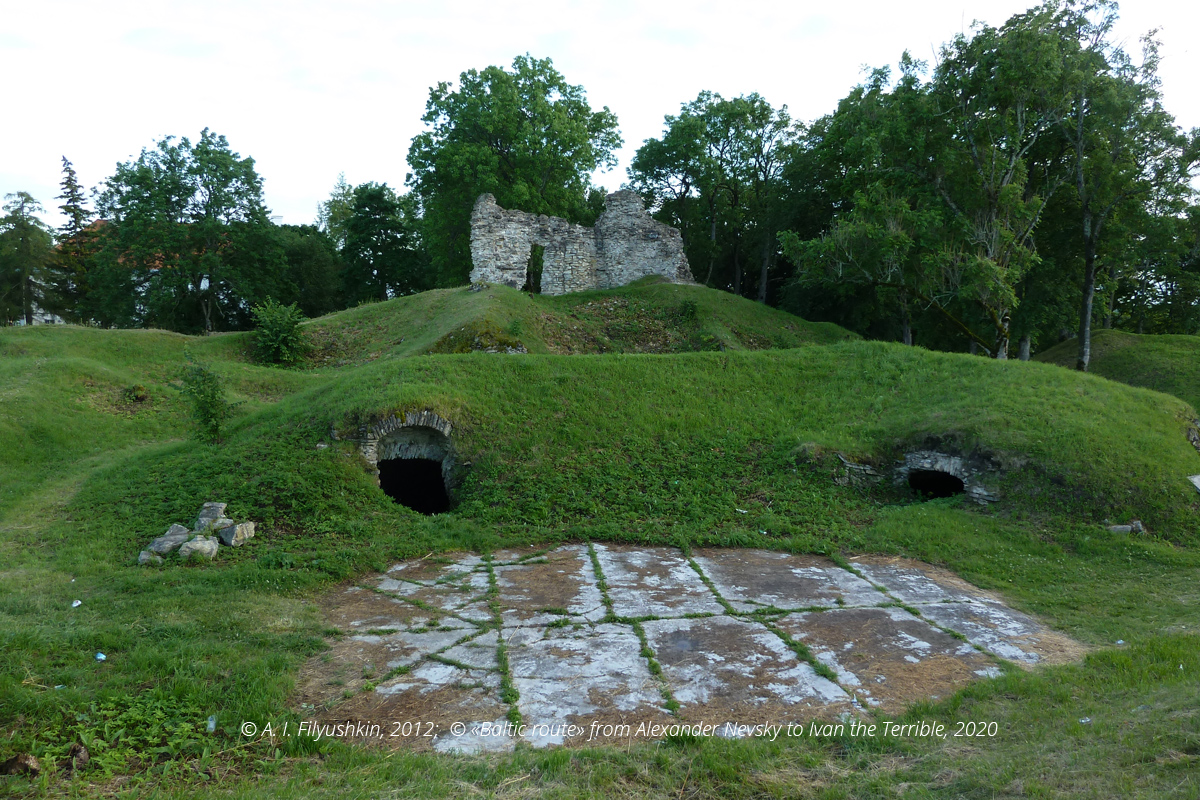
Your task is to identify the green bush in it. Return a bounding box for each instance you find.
[178,363,234,443]
[251,299,308,365]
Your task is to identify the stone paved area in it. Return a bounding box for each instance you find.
[296,546,1083,753]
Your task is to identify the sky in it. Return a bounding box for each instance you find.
[2,0,1197,230]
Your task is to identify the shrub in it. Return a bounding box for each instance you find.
[119,384,150,404]
[251,298,308,365]
[179,363,234,443]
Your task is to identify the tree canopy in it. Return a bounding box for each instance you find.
[406,54,622,287]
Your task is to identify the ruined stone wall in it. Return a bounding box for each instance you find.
[469,191,691,295]
[594,190,693,289]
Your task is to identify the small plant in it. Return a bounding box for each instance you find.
[178,362,235,443]
[119,384,150,404]
[251,298,308,366]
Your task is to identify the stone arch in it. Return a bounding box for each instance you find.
[356,411,458,512]
[894,450,1000,504]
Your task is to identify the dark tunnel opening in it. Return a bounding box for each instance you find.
[378,458,450,515]
[908,469,966,500]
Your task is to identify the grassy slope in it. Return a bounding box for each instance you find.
[1035,328,1200,411]
[301,278,856,365]
[1,287,1199,798]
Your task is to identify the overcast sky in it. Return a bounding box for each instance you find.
[3,1,1197,229]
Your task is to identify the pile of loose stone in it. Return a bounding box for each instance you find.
[137,502,254,565]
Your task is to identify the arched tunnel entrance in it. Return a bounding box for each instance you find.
[908,469,966,499]
[379,458,450,514]
[371,420,455,515]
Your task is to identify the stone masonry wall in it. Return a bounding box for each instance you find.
[469,190,692,295]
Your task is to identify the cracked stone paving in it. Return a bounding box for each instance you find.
[295,546,1083,753]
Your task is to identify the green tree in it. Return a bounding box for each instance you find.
[342,183,428,303]
[95,129,288,333]
[277,224,344,316]
[630,92,799,301]
[0,192,55,325]
[44,157,95,322]
[407,54,622,286]
[316,173,354,251]
[1051,5,1200,370]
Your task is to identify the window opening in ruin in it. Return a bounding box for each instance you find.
[378,458,450,514]
[522,244,544,294]
[908,469,966,499]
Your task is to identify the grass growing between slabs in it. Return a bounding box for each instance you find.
[2,283,1199,797]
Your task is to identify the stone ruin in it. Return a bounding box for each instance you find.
[469,190,694,295]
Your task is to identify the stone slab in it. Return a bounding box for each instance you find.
[384,553,484,583]
[375,570,491,623]
[916,602,1086,667]
[318,584,475,632]
[849,556,1003,606]
[507,623,673,747]
[642,616,849,723]
[593,544,724,618]
[493,545,606,626]
[773,607,1000,710]
[693,549,888,611]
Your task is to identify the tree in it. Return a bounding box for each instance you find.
[407,54,622,286]
[0,192,54,325]
[94,129,288,332]
[780,6,1076,358]
[276,224,344,317]
[316,173,354,251]
[342,183,428,303]
[44,157,95,321]
[1052,4,1200,370]
[629,92,799,301]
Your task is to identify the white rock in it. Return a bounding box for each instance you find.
[179,536,219,561]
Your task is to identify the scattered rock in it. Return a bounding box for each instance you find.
[58,743,88,774]
[0,753,39,776]
[179,536,219,561]
[1107,524,1134,534]
[148,524,192,555]
[138,503,256,565]
[192,502,228,530]
[1130,520,1146,534]
[217,521,255,547]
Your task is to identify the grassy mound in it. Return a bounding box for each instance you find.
[301,278,856,365]
[2,288,1200,797]
[1035,329,1200,412]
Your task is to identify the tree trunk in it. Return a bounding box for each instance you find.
[732,237,742,296]
[23,270,33,325]
[969,341,978,356]
[900,293,913,345]
[1018,334,1031,361]
[1103,262,1117,329]
[704,204,718,286]
[756,236,770,303]
[1076,246,1097,372]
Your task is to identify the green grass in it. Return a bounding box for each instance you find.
[2,283,1199,797]
[1036,328,1200,412]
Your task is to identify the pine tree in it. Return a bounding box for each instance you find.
[45,157,95,321]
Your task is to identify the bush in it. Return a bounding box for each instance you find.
[179,363,234,443]
[251,299,308,365]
